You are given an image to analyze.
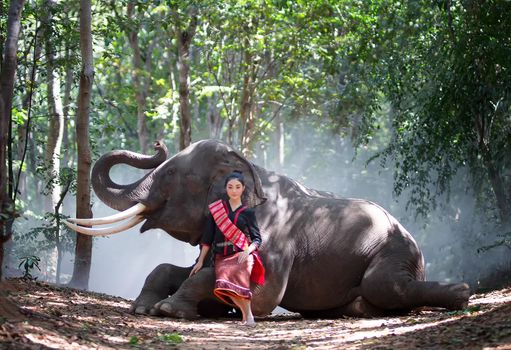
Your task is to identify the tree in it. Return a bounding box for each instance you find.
[68,0,93,290]
[0,0,26,321]
[126,1,158,154]
[342,0,511,225]
[1,0,26,281]
[172,3,197,150]
[42,0,65,213]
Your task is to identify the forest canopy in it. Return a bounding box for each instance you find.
[0,0,510,290]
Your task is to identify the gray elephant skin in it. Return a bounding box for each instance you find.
[87,139,470,319]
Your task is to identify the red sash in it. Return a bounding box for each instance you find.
[209,200,265,285]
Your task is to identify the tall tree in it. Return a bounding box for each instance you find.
[42,0,64,213]
[69,0,93,289]
[126,1,158,154]
[0,0,26,281]
[172,4,197,150]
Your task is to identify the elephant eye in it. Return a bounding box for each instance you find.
[167,168,176,175]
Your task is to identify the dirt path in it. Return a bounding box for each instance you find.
[1,279,511,349]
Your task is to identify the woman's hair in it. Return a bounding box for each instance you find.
[224,170,245,186]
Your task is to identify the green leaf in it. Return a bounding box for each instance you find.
[128,336,139,345]
[158,332,183,344]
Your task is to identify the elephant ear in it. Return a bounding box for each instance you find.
[207,150,267,209]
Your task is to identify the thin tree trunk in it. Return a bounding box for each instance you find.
[69,0,93,290]
[127,2,148,154]
[17,27,42,200]
[206,47,224,139]
[62,43,74,168]
[239,47,257,157]
[43,0,64,214]
[0,0,25,283]
[54,180,70,285]
[207,94,223,139]
[481,144,510,224]
[475,110,510,224]
[43,0,64,285]
[273,113,284,172]
[173,8,197,150]
[126,2,158,155]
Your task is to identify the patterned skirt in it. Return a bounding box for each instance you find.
[214,252,254,306]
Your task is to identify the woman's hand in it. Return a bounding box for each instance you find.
[189,261,203,276]
[238,243,257,263]
[238,250,250,263]
[190,245,210,277]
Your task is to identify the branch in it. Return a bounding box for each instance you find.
[54,178,71,214]
[14,23,40,204]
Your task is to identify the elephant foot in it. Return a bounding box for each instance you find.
[405,281,471,311]
[130,290,168,315]
[443,283,471,310]
[337,296,386,318]
[153,296,199,320]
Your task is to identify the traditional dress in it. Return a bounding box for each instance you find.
[201,200,264,306]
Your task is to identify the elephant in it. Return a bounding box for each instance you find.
[65,139,470,319]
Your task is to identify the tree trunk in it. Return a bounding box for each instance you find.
[174,8,197,150]
[43,0,64,214]
[62,43,74,168]
[239,48,257,157]
[17,27,42,201]
[0,0,25,282]
[69,0,93,290]
[481,144,510,224]
[43,0,65,285]
[273,113,284,172]
[207,93,223,139]
[206,46,224,139]
[126,2,150,154]
[54,180,70,285]
[475,101,510,224]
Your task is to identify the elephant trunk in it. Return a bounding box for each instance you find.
[92,140,169,211]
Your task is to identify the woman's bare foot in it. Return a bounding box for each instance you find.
[241,318,256,326]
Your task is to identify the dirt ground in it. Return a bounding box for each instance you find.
[1,278,511,350]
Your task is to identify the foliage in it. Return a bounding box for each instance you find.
[342,0,511,222]
[18,255,41,280]
[128,336,139,345]
[21,213,75,252]
[158,332,183,344]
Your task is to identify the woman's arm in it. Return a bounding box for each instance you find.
[190,215,215,276]
[190,244,211,276]
[238,209,262,263]
[246,209,262,249]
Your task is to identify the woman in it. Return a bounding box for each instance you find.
[190,170,265,326]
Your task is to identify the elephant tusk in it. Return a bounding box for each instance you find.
[63,215,145,236]
[66,203,147,226]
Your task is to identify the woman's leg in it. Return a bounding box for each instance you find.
[231,296,255,325]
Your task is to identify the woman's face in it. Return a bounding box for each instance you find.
[226,179,245,201]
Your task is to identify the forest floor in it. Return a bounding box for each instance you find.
[1,278,511,349]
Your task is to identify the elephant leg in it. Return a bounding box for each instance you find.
[131,263,191,315]
[154,267,232,319]
[252,252,294,316]
[360,256,470,312]
[299,295,385,319]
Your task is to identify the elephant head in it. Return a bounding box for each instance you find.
[65,139,266,245]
